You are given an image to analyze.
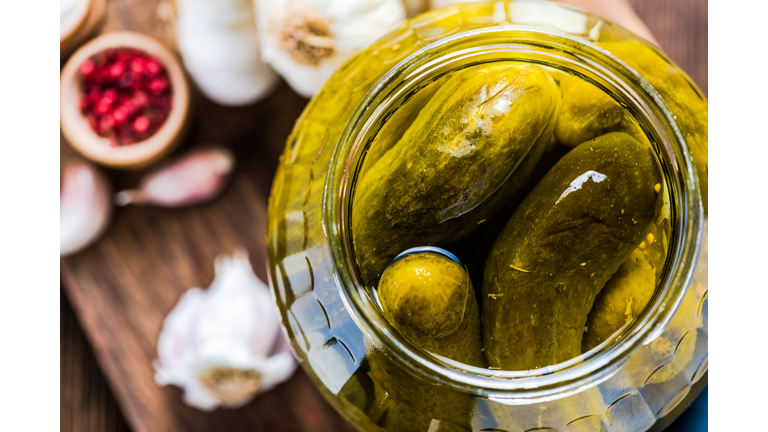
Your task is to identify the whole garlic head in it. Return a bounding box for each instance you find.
[256,0,406,98]
[155,250,297,411]
[176,0,279,106]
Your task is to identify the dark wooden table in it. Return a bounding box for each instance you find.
[60,0,707,431]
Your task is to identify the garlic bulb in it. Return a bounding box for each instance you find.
[61,160,113,256]
[155,250,297,411]
[176,0,279,106]
[255,0,406,98]
[115,146,234,207]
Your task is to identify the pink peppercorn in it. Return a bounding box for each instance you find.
[78,48,173,146]
[80,59,95,78]
[148,77,168,95]
[133,116,150,133]
[145,60,161,76]
[112,106,129,125]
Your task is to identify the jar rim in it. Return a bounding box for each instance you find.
[325,25,703,402]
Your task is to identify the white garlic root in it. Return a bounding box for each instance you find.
[155,249,297,411]
[256,0,406,98]
[176,0,279,106]
[60,160,113,256]
[115,146,234,207]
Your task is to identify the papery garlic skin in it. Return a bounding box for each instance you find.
[61,161,113,256]
[256,0,406,98]
[115,146,234,207]
[155,250,297,411]
[177,0,280,106]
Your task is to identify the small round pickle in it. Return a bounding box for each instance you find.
[378,252,485,367]
[482,132,661,371]
[367,252,484,432]
[353,63,561,284]
[554,75,623,147]
[582,248,656,352]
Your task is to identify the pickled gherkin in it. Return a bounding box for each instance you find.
[554,75,623,147]
[361,74,451,171]
[582,248,656,352]
[482,132,661,370]
[353,63,561,284]
[367,252,484,431]
[378,252,485,367]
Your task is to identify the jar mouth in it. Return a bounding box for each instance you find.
[325,26,702,402]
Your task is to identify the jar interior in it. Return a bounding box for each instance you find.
[347,49,676,370]
[328,27,699,399]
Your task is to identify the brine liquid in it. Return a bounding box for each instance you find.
[351,61,673,369]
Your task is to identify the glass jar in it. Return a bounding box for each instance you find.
[266,2,708,431]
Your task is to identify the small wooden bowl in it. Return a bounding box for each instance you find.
[60,0,107,58]
[61,32,191,170]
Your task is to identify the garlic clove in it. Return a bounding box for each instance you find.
[115,146,235,207]
[177,0,280,106]
[155,249,297,411]
[60,160,113,256]
[256,0,406,98]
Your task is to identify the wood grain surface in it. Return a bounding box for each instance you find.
[62,288,131,432]
[60,0,707,431]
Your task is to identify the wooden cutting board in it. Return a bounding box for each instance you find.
[60,1,358,430]
[60,1,707,431]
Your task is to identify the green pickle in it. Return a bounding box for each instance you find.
[582,248,656,352]
[554,75,623,147]
[481,132,661,370]
[378,252,485,366]
[368,252,483,431]
[353,63,561,284]
[361,75,451,171]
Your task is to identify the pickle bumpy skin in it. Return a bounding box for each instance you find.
[378,252,485,367]
[583,248,656,352]
[482,132,661,371]
[361,74,450,171]
[554,75,623,147]
[368,252,484,432]
[353,63,560,284]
